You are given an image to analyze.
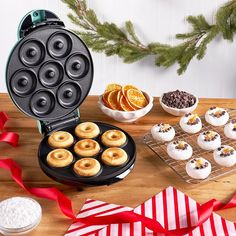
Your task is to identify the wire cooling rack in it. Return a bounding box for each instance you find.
[143,109,236,184]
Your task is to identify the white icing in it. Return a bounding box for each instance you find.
[205,107,229,126]
[224,122,236,139]
[151,124,175,142]
[167,141,193,160]
[179,114,202,134]
[197,131,221,150]
[213,145,236,167]
[186,158,211,179]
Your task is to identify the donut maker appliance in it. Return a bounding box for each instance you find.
[5,10,136,186]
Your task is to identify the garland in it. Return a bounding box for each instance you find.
[62,0,236,75]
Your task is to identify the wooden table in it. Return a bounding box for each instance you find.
[0,93,235,235]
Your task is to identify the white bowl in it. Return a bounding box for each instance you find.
[159,94,198,116]
[98,92,153,122]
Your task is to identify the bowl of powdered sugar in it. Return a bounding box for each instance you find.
[0,197,42,235]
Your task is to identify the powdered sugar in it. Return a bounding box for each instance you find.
[0,197,41,229]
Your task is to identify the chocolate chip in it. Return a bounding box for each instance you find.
[231,119,236,124]
[162,90,196,109]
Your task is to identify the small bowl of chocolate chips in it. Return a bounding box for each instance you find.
[160,90,198,116]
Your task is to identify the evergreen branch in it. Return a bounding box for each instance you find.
[62,0,236,75]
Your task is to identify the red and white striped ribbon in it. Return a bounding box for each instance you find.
[65,186,236,236]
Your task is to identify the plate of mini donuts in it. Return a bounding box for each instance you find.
[144,107,236,184]
[38,121,136,186]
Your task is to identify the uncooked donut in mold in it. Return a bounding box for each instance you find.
[47,32,72,58]
[65,53,89,80]
[39,61,63,88]
[10,69,37,97]
[30,90,55,116]
[57,82,81,108]
[19,39,45,66]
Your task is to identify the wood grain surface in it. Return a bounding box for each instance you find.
[0,93,235,235]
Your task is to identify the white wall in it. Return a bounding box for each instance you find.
[1,0,236,98]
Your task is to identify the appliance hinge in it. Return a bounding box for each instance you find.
[38,110,80,135]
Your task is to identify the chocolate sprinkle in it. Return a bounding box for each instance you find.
[210,106,216,110]
[192,159,208,169]
[175,142,188,150]
[162,90,196,109]
[210,109,226,118]
[231,119,236,124]
[187,117,199,125]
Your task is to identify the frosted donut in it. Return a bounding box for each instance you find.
[213,145,236,167]
[73,158,101,177]
[151,123,175,142]
[186,157,211,179]
[167,140,193,160]
[224,119,236,139]
[47,149,73,167]
[101,148,128,166]
[101,130,127,147]
[179,113,202,134]
[205,107,229,126]
[197,131,221,150]
[75,122,100,139]
[74,139,100,157]
[48,131,74,148]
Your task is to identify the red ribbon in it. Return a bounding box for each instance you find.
[0,112,19,146]
[0,111,235,235]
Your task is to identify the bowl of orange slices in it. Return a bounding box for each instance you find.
[98,84,153,122]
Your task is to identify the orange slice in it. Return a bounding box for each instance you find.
[105,83,122,93]
[117,90,122,104]
[120,95,135,111]
[125,96,139,110]
[122,84,139,97]
[107,90,122,110]
[126,89,148,108]
[102,91,112,108]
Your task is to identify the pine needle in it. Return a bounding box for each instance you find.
[62,0,236,75]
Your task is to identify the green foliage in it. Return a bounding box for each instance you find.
[62,0,236,75]
[215,0,236,40]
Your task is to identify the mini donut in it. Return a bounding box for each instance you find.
[74,139,100,157]
[101,147,128,166]
[186,157,211,179]
[48,131,74,148]
[197,131,221,150]
[75,122,100,139]
[73,158,101,177]
[101,130,127,147]
[205,107,229,126]
[47,149,73,167]
[151,123,175,142]
[224,119,236,139]
[213,145,236,167]
[167,140,193,160]
[179,113,202,134]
